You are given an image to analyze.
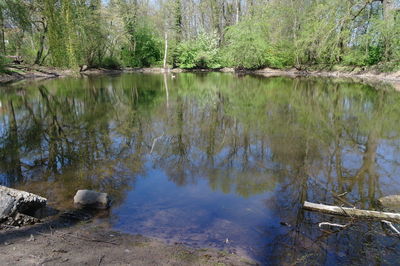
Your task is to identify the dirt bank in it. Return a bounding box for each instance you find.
[0,213,256,266]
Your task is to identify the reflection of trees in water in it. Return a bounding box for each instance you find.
[255,80,400,264]
[1,74,400,262]
[153,76,400,202]
[0,75,164,206]
[2,75,398,202]
[152,74,400,263]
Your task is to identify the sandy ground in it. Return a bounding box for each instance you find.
[0,213,256,266]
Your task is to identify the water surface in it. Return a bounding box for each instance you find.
[1,73,400,264]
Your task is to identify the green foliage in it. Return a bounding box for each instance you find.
[366,46,384,66]
[342,46,383,67]
[120,24,162,67]
[222,19,294,69]
[264,43,295,69]
[0,55,7,72]
[41,0,107,68]
[44,0,67,67]
[176,32,221,69]
[101,56,121,69]
[222,20,268,69]
[76,0,108,68]
[3,0,31,31]
[1,0,400,70]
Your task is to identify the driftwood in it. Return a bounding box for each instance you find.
[318,222,347,228]
[382,220,400,235]
[303,201,400,223]
[0,186,47,224]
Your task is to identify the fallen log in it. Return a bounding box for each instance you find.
[5,55,24,64]
[0,186,47,224]
[303,201,400,223]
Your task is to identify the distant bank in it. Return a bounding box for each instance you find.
[1,64,400,89]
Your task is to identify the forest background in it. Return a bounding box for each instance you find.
[0,0,400,72]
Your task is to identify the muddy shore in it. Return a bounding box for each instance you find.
[0,213,256,266]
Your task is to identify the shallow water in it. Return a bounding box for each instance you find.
[1,73,400,264]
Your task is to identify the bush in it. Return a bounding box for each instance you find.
[222,19,294,69]
[176,32,221,69]
[365,46,383,66]
[342,46,383,67]
[342,50,368,66]
[0,55,9,73]
[101,56,121,69]
[120,25,162,67]
[265,43,295,69]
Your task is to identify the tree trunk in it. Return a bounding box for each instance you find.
[235,0,240,24]
[0,7,6,54]
[175,0,183,42]
[163,31,168,69]
[34,22,48,65]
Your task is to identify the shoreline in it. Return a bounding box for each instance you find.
[1,65,400,87]
[85,67,400,87]
[0,65,73,85]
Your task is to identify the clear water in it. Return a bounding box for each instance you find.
[1,73,400,264]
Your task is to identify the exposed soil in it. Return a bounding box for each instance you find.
[0,212,256,266]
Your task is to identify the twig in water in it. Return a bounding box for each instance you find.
[318,222,347,228]
[333,194,354,208]
[150,133,164,154]
[338,205,355,219]
[382,220,400,236]
[337,192,348,197]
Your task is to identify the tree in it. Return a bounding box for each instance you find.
[0,2,5,54]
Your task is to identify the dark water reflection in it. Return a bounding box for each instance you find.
[1,73,400,264]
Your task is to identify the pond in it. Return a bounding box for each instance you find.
[1,73,400,264]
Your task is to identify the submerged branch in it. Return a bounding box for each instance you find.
[382,220,400,236]
[318,222,348,228]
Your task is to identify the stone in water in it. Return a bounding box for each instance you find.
[73,190,110,209]
[378,195,400,208]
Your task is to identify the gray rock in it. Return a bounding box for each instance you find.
[0,186,47,222]
[0,194,17,219]
[73,190,110,209]
[378,195,400,208]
